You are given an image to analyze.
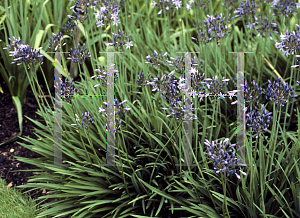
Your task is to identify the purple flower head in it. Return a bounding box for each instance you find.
[251,15,278,40]
[92,0,124,27]
[275,24,300,57]
[67,43,91,64]
[264,77,298,107]
[190,0,210,10]
[146,71,182,107]
[162,97,198,121]
[166,55,199,73]
[105,29,132,51]
[71,111,94,129]
[233,0,259,20]
[92,64,119,87]
[242,79,264,109]
[192,13,233,44]
[204,76,230,95]
[54,78,79,102]
[145,51,168,67]
[203,138,246,179]
[61,21,78,35]
[246,104,272,138]
[270,0,299,18]
[4,37,44,67]
[48,32,66,52]
[151,0,183,15]
[98,99,131,133]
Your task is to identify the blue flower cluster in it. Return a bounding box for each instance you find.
[48,32,66,52]
[67,43,91,63]
[264,77,297,107]
[54,78,79,102]
[3,36,43,67]
[203,138,247,179]
[104,29,133,50]
[275,24,300,57]
[91,64,119,88]
[246,104,273,138]
[98,99,131,133]
[71,111,95,129]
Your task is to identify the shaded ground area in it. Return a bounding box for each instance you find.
[0,80,62,210]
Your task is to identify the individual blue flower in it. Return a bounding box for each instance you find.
[203,138,247,179]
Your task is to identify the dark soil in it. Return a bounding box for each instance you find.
[0,80,62,211]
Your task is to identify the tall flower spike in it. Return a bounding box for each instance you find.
[203,138,247,179]
[246,104,273,138]
[67,43,91,64]
[48,32,66,52]
[264,77,298,107]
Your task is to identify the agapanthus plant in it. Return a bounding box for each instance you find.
[250,15,278,40]
[233,0,259,20]
[104,29,133,51]
[151,0,183,15]
[54,77,80,102]
[91,64,119,88]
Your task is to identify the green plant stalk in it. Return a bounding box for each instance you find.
[149,119,184,183]
[222,172,230,218]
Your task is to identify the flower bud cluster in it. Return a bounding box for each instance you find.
[92,0,125,28]
[71,112,95,129]
[68,0,89,26]
[203,76,230,95]
[67,43,91,63]
[91,64,119,88]
[145,50,168,67]
[242,80,264,111]
[61,20,78,35]
[234,0,259,20]
[3,36,43,67]
[270,0,300,18]
[275,24,300,57]
[166,55,199,73]
[105,29,133,50]
[203,138,247,179]
[246,104,273,138]
[48,32,66,52]
[98,99,131,133]
[54,78,79,102]
[192,13,233,45]
[264,77,297,107]
[249,15,278,40]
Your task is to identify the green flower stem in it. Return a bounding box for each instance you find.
[149,119,184,183]
[222,172,230,218]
